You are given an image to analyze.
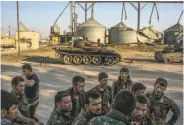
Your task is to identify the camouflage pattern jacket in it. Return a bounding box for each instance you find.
[47,109,74,125]
[112,76,132,99]
[146,92,180,125]
[67,87,85,118]
[12,92,30,118]
[91,85,112,114]
[88,109,130,125]
[1,118,35,125]
[129,115,155,125]
[72,109,93,125]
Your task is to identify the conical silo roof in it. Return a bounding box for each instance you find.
[164,23,183,33]
[112,22,128,28]
[78,18,105,28]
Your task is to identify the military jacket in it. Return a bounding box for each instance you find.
[67,87,85,117]
[12,92,30,118]
[73,109,92,125]
[88,109,130,125]
[91,85,112,114]
[146,92,180,125]
[1,118,35,125]
[112,76,132,98]
[129,115,155,125]
[47,109,73,125]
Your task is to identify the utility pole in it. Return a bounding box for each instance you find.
[129,2,148,32]
[17,1,20,57]
[8,25,11,38]
[137,2,140,31]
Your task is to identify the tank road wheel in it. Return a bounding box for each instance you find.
[73,56,82,64]
[105,56,114,65]
[83,56,92,64]
[92,56,101,65]
[115,56,121,63]
[55,51,60,57]
[63,55,72,64]
[164,58,170,64]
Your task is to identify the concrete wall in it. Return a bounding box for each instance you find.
[1,38,16,47]
[16,31,39,50]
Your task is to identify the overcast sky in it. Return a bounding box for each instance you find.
[1,1,183,39]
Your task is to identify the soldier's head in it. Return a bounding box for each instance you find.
[22,63,33,77]
[1,90,18,121]
[114,91,136,116]
[154,78,167,98]
[54,91,72,113]
[120,67,129,81]
[132,95,148,121]
[131,83,146,96]
[11,76,25,95]
[72,75,85,94]
[84,90,102,116]
[98,72,108,86]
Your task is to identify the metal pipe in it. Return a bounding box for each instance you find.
[154,3,159,21]
[140,3,148,10]
[85,2,87,21]
[137,2,140,31]
[17,1,20,56]
[91,2,94,19]
[123,3,127,20]
[149,3,155,26]
[76,2,85,10]
[177,10,183,23]
[121,2,124,22]
[129,2,137,11]
[54,1,70,25]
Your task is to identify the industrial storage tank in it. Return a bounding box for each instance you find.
[50,24,60,35]
[164,23,183,45]
[76,18,106,43]
[109,22,138,44]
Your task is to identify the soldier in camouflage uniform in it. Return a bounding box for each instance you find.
[66,75,85,118]
[129,95,154,125]
[73,90,102,125]
[1,90,36,125]
[112,67,132,99]
[91,72,112,115]
[146,78,180,125]
[11,76,30,118]
[10,76,39,125]
[88,91,136,125]
[131,83,146,96]
[47,91,73,125]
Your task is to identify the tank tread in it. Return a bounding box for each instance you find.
[57,52,121,65]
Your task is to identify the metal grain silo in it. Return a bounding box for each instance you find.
[164,23,183,45]
[76,18,106,43]
[109,22,138,44]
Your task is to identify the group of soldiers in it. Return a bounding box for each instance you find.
[46,67,180,125]
[1,65,181,125]
[1,64,41,125]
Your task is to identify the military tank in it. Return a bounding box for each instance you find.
[155,45,183,64]
[52,39,122,65]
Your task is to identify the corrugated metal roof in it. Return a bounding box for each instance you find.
[164,23,183,33]
[77,18,105,28]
